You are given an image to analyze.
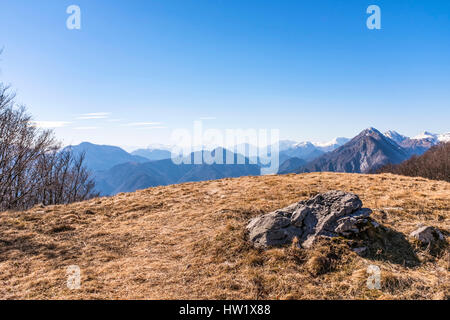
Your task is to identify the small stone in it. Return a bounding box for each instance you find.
[353,247,367,255]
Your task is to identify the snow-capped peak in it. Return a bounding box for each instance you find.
[438,132,450,143]
[293,141,315,148]
[410,131,450,143]
[313,137,349,148]
[312,137,349,152]
[412,131,438,141]
[384,130,408,144]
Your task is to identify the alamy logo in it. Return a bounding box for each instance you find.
[66,5,81,30]
[170,121,280,175]
[366,5,381,30]
[366,265,381,290]
[66,265,81,290]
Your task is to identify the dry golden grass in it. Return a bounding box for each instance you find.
[0,172,448,300]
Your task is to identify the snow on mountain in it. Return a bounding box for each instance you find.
[312,137,350,152]
[313,137,349,148]
[293,141,316,148]
[384,130,409,144]
[438,132,450,143]
[288,137,349,152]
[412,131,438,142]
[411,131,450,143]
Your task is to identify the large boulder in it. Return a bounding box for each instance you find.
[247,190,373,248]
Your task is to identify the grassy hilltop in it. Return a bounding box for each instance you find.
[0,172,448,300]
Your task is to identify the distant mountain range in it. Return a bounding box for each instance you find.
[93,148,259,195]
[233,137,350,172]
[280,129,449,175]
[384,130,442,156]
[66,129,449,195]
[64,142,148,171]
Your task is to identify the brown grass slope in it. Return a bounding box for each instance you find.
[0,172,448,300]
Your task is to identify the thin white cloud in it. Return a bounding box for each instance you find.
[31,121,71,128]
[137,126,168,130]
[121,122,163,127]
[77,112,110,120]
[74,127,99,130]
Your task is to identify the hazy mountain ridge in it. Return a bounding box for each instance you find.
[131,148,172,161]
[64,142,149,171]
[278,157,307,174]
[95,148,260,195]
[68,128,448,194]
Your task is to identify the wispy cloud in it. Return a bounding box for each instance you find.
[121,122,163,127]
[74,127,99,130]
[31,121,71,128]
[76,112,110,120]
[137,126,168,130]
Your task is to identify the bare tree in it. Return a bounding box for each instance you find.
[0,83,98,211]
[33,150,97,206]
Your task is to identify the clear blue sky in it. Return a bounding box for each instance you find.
[1,0,449,149]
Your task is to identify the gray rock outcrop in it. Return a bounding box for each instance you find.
[409,226,444,245]
[247,190,373,248]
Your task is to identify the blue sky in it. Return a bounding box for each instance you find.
[0,0,449,149]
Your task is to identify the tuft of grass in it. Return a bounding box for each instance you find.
[305,239,351,277]
[381,272,414,295]
[306,254,331,276]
